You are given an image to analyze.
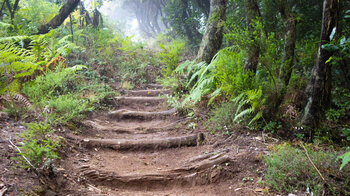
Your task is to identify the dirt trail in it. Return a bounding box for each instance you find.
[60,85,269,195]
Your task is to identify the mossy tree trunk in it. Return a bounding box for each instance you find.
[197,0,227,64]
[243,0,260,74]
[276,0,296,86]
[299,0,340,138]
[37,0,80,34]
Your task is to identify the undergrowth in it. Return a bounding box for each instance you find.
[12,122,60,169]
[22,66,114,125]
[264,143,350,195]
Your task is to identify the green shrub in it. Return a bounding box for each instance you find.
[207,102,237,135]
[158,39,185,77]
[22,66,114,124]
[215,47,257,96]
[264,143,350,195]
[12,122,60,169]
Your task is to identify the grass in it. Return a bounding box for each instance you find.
[264,143,350,195]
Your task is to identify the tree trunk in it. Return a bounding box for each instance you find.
[243,0,260,74]
[0,0,6,20]
[277,0,296,86]
[299,0,340,138]
[197,0,227,64]
[37,0,80,34]
[79,1,91,27]
[4,0,19,20]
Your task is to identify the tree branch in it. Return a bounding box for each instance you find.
[37,0,80,34]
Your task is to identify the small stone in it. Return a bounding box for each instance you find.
[0,112,9,120]
[45,190,57,196]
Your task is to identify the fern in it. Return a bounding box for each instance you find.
[232,87,265,126]
[0,42,39,96]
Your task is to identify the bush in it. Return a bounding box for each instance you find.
[22,66,114,124]
[264,143,350,195]
[158,39,185,77]
[207,102,237,135]
[12,122,60,169]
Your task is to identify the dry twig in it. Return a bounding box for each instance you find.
[302,144,326,182]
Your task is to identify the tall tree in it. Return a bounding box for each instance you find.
[243,0,261,74]
[299,0,341,138]
[37,0,80,34]
[276,0,296,86]
[197,0,227,64]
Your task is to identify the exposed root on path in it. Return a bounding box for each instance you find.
[120,89,170,96]
[108,108,176,120]
[82,133,205,151]
[82,118,189,134]
[114,96,166,104]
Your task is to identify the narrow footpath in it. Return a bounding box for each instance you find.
[61,84,268,196]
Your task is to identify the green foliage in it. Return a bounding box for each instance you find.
[214,47,257,96]
[0,43,38,95]
[207,102,237,134]
[12,122,60,169]
[158,39,185,77]
[14,0,59,34]
[22,66,114,124]
[265,143,350,195]
[338,150,350,170]
[232,87,265,127]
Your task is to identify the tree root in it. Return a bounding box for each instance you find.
[83,119,188,134]
[82,133,205,151]
[114,96,166,104]
[120,89,170,96]
[108,108,176,120]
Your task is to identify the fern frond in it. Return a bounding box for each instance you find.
[234,108,253,123]
[249,111,263,126]
[208,88,221,105]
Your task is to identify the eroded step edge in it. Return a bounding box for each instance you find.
[120,89,170,97]
[114,96,166,104]
[78,154,232,190]
[82,133,205,151]
[108,108,176,120]
[82,119,188,134]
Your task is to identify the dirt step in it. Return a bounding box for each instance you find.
[146,84,163,89]
[82,133,205,151]
[108,108,176,120]
[83,119,187,134]
[114,96,166,104]
[121,89,170,97]
[113,96,168,112]
[79,153,232,191]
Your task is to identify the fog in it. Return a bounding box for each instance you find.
[83,0,143,41]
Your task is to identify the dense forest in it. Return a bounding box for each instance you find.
[0,0,349,195]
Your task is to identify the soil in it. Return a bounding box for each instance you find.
[0,84,274,196]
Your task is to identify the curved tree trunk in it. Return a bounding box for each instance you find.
[37,0,80,34]
[197,0,227,64]
[299,0,340,139]
[243,0,260,74]
[277,0,296,86]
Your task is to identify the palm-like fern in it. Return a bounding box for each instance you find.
[233,87,265,126]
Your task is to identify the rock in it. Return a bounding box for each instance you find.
[0,112,9,120]
[45,190,57,196]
